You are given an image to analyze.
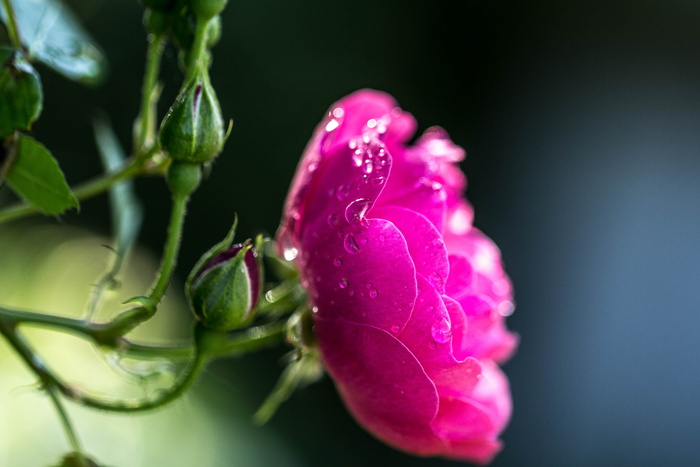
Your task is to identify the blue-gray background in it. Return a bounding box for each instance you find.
[26,0,700,465]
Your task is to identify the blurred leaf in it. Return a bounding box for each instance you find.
[0,0,106,84]
[87,118,143,317]
[5,134,78,214]
[0,46,43,136]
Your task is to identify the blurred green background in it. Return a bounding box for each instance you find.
[3,0,700,466]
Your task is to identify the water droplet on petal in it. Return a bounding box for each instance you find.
[498,300,515,317]
[332,107,344,119]
[431,318,452,344]
[391,324,401,333]
[362,159,374,174]
[369,288,378,299]
[343,234,361,254]
[333,257,342,267]
[339,278,348,289]
[352,150,363,167]
[325,119,339,132]
[345,198,373,224]
[283,246,299,261]
[327,214,339,227]
[371,176,385,186]
[336,184,350,201]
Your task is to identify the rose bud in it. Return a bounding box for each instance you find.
[187,240,261,331]
[158,67,225,165]
[276,90,517,464]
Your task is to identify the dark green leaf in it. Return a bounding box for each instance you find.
[0,0,106,84]
[5,134,78,214]
[0,46,43,136]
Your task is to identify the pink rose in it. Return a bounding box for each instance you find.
[277,90,517,463]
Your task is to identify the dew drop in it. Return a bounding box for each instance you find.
[362,159,374,174]
[498,300,515,317]
[431,318,452,344]
[336,184,350,201]
[391,324,401,333]
[327,214,339,227]
[339,278,348,289]
[428,342,437,350]
[348,139,357,150]
[283,246,299,261]
[352,150,363,167]
[369,288,378,299]
[371,176,386,186]
[343,234,361,254]
[345,198,373,224]
[333,257,342,267]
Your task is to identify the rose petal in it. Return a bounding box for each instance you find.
[372,205,449,294]
[442,296,469,361]
[431,397,497,441]
[303,218,416,332]
[378,178,447,233]
[315,318,443,455]
[443,438,503,465]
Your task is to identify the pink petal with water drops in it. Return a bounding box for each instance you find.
[323,89,417,154]
[302,218,417,333]
[295,131,390,239]
[372,205,449,294]
[315,318,444,455]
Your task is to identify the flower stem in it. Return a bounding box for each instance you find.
[1,0,22,51]
[47,388,88,467]
[149,192,188,303]
[134,33,166,152]
[186,15,210,82]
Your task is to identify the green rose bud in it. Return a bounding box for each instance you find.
[0,47,43,137]
[158,68,225,164]
[187,240,261,331]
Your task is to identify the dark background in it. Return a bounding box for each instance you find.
[17,0,700,465]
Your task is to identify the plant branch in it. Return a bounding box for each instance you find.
[1,0,22,51]
[134,33,166,152]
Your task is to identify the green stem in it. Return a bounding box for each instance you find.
[0,157,142,225]
[186,16,210,82]
[149,192,189,303]
[1,0,22,50]
[0,309,286,413]
[135,33,165,152]
[47,389,88,467]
